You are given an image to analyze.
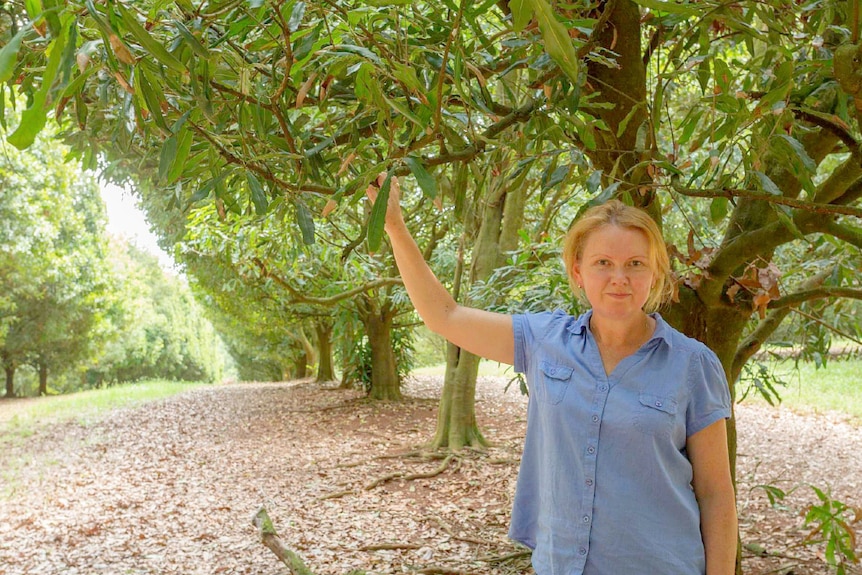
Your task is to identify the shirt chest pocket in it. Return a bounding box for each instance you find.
[538,361,574,405]
[633,393,678,437]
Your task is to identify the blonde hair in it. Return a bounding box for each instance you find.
[562,200,673,313]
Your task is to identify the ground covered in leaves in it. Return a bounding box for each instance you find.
[0,375,860,575]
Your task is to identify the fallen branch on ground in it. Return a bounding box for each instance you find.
[252,507,314,575]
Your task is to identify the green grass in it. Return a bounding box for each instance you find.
[752,359,862,422]
[0,380,208,439]
[412,360,517,378]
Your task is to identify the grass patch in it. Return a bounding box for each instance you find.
[412,360,517,378]
[740,358,862,422]
[0,380,208,439]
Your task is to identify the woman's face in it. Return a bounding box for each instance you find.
[572,224,656,321]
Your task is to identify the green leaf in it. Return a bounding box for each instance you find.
[116,3,186,74]
[542,164,569,191]
[709,197,728,224]
[753,170,783,195]
[0,26,30,85]
[8,23,68,149]
[167,128,193,183]
[24,0,43,19]
[509,0,533,32]
[776,134,816,173]
[296,201,315,245]
[174,20,209,59]
[617,102,643,138]
[404,156,437,200]
[158,135,178,183]
[135,64,169,132]
[246,172,268,215]
[525,0,580,85]
[286,2,306,33]
[384,95,425,128]
[331,44,381,64]
[585,170,602,194]
[367,171,393,253]
[631,0,700,15]
[361,0,413,5]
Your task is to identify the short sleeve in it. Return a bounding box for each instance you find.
[686,349,732,437]
[512,314,531,374]
[512,311,572,375]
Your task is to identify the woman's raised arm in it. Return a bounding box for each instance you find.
[366,175,514,365]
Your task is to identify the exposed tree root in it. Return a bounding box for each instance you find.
[318,489,353,501]
[364,454,455,490]
[427,515,489,546]
[360,543,422,551]
[478,549,532,563]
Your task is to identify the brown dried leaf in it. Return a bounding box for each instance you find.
[296,72,318,108]
[109,34,136,65]
[321,199,337,218]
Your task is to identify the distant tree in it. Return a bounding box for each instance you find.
[0,119,110,396]
[88,240,225,385]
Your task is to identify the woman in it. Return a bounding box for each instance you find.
[366,175,737,575]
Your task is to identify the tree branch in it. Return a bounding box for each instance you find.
[253,258,403,306]
[792,107,861,161]
[251,507,314,575]
[822,219,862,249]
[768,287,862,310]
[670,180,862,218]
[425,98,544,166]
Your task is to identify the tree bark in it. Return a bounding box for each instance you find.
[38,361,48,396]
[364,301,401,401]
[293,349,308,379]
[4,364,15,398]
[315,321,335,382]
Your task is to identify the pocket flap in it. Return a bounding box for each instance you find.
[638,393,678,414]
[540,361,574,380]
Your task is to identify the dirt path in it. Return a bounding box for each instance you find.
[0,377,859,575]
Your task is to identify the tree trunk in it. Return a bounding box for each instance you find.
[293,349,308,379]
[315,321,335,382]
[4,365,14,398]
[38,362,48,396]
[365,305,401,401]
[430,166,524,450]
[431,343,487,450]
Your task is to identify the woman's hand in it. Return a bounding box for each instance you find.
[365,173,405,230]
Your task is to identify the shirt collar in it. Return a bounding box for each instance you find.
[566,310,674,349]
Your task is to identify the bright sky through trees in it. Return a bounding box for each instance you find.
[100,183,174,270]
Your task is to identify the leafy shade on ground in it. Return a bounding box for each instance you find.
[0,377,860,575]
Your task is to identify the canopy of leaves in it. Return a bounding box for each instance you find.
[2,0,861,382]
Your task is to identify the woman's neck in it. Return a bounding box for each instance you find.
[589,312,655,351]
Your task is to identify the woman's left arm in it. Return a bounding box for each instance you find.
[688,419,738,575]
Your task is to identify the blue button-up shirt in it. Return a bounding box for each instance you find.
[510,310,731,575]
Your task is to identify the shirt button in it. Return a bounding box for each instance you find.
[600,385,608,392]
[583,515,590,523]
[592,415,599,422]
[579,547,587,555]
[587,446,595,454]
[586,479,593,486]
[655,400,663,407]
